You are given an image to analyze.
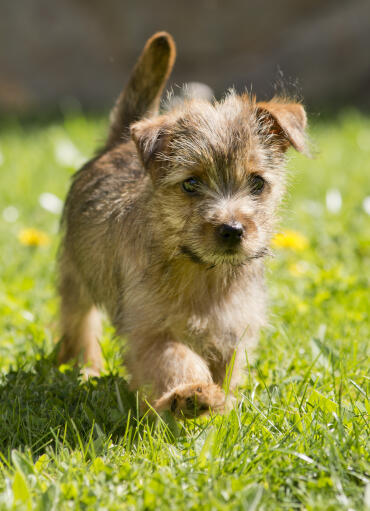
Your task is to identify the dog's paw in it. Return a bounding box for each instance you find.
[154,383,225,419]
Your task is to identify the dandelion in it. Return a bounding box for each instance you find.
[272,229,309,251]
[288,262,307,276]
[18,228,50,247]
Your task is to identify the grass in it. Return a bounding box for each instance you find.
[0,109,369,510]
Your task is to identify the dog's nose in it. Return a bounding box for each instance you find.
[217,222,244,244]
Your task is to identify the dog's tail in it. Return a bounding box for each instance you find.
[106,31,176,148]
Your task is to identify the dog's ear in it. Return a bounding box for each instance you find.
[256,101,307,154]
[131,116,172,178]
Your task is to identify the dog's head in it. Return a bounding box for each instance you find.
[131,92,307,267]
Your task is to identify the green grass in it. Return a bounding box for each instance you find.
[0,109,369,510]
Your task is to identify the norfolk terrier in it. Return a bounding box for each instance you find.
[58,32,308,418]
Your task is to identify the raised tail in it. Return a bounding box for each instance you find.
[106,31,176,148]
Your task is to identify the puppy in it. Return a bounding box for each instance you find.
[58,32,307,418]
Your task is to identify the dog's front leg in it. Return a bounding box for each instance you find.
[128,339,225,418]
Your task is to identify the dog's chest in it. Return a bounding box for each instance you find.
[166,275,266,362]
[168,302,248,363]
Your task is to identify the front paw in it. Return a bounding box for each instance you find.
[155,383,225,419]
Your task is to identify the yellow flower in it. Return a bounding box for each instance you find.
[18,228,50,247]
[272,229,309,251]
[289,262,307,276]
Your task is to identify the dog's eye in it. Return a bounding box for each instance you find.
[182,177,200,194]
[250,174,265,195]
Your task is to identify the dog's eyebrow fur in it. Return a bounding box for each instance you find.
[155,92,285,194]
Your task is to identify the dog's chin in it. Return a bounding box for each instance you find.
[180,245,264,268]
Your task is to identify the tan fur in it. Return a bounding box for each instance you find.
[58,32,307,418]
[107,31,176,147]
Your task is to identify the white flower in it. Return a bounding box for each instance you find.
[357,130,370,152]
[326,188,342,214]
[364,482,370,509]
[21,310,34,322]
[39,192,63,214]
[2,206,19,222]
[302,199,323,217]
[363,196,370,216]
[54,138,86,168]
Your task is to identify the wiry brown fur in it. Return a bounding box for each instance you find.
[58,32,307,418]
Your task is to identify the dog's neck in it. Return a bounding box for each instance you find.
[148,252,263,315]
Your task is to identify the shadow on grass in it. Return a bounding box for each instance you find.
[0,357,138,459]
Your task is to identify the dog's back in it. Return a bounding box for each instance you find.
[58,32,176,373]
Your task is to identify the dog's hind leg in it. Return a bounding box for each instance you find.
[58,259,102,376]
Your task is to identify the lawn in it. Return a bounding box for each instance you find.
[0,109,369,510]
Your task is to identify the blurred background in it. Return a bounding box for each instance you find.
[1,0,370,114]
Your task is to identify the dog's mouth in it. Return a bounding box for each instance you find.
[180,245,204,264]
[180,245,268,267]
